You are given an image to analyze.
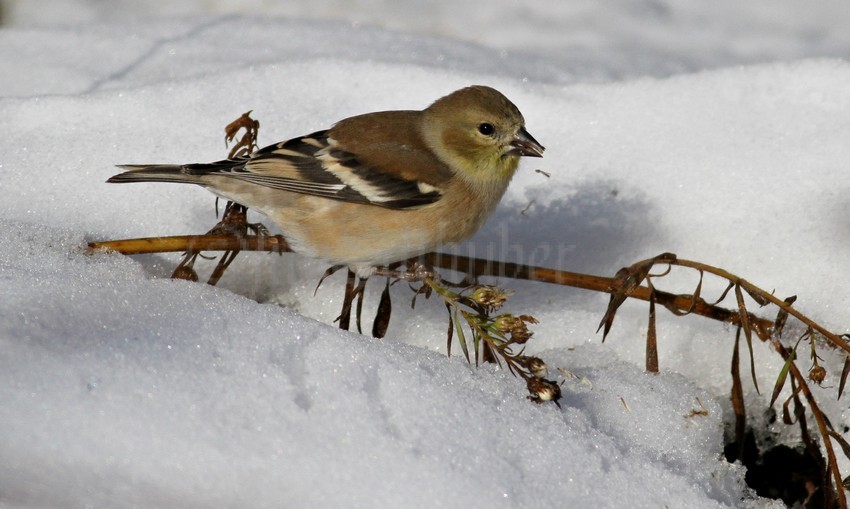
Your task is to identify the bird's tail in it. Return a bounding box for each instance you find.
[107,165,204,185]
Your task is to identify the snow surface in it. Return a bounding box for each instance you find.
[2,2,850,508]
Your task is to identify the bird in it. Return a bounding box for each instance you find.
[108,85,544,278]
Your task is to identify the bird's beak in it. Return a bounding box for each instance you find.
[509,127,545,157]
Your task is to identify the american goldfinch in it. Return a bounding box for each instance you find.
[108,85,544,277]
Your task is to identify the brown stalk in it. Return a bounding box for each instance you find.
[771,335,847,508]
[729,328,747,462]
[89,234,290,256]
[670,258,850,356]
[88,236,777,334]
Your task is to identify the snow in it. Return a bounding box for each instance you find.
[2,2,850,508]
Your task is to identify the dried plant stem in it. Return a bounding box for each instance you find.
[88,235,776,333]
[419,252,774,334]
[89,234,290,256]
[780,342,846,508]
[670,258,850,356]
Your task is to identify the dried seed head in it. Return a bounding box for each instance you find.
[493,314,521,334]
[509,322,533,344]
[808,365,827,385]
[518,314,539,325]
[172,265,199,282]
[526,357,548,378]
[518,356,548,378]
[470,286,511,311]
[526,378,562,404]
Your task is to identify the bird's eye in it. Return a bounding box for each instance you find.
[478,123,495,136]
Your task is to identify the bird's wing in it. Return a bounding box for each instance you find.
[183,129,446,210]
